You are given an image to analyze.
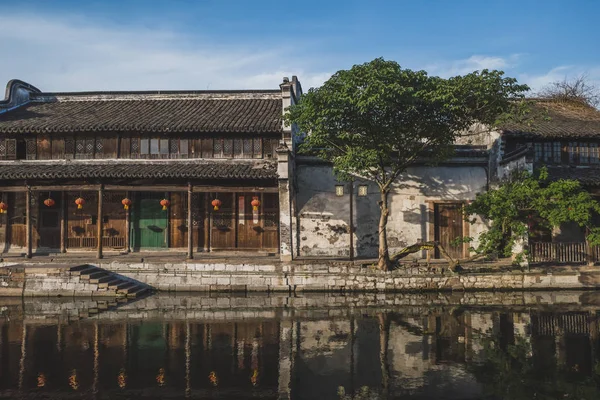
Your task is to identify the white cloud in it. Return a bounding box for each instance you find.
[519,65,600,93]
[425,54,521,77]
[0,13,331,92]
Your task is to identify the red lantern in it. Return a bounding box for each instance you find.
[44,198,55,207]
[75,197,85,209]
[0,202,7,214]
[122,198,132,210]
[160,199,170,211]
[211,198,222,211]
[251,196,260,211]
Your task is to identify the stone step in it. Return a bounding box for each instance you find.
[70,265,99,276]
[125,285,149,298]
[111,281,136,291]
[69,264,93,272]
[117,283,143,294]
[90,274,115,284]
[97,301,108,310]
[81,271,110,281]
[99,278,122,289]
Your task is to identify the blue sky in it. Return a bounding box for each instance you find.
[0,0,598,92]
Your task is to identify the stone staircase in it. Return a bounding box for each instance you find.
[69,264,152,298]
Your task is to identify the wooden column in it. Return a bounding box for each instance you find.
[187,183,193,260]
[97,186,103,259]
[125,191,131,253]
[25,188,32,259]
[60,191,67,253]
[204,193,210,252]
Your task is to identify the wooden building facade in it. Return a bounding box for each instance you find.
[0,79,302,258]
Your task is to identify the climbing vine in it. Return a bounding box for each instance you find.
[464,167,600,262]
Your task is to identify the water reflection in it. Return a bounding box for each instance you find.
[0,292,599,399]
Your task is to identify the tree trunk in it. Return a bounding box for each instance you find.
[378,313,390,396]
[377,188,391,271]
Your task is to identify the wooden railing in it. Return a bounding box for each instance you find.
[67,236,126,249]
[530,242,597,264]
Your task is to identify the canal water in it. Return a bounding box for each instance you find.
[0,291,599,399]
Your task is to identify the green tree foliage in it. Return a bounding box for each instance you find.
[470,330,600,399]
[465,167,600,262]
[286,58,529,270]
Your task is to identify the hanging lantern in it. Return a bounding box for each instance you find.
[160,199,170,211]
[209,371,218,387]
[75,197,85,210]
[251,196,260,211]
[44,198,55,207]
[211,198,222,211]
[0,202,7,214]
[121,198,132,210]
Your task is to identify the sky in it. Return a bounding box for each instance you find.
[0,0,599,94]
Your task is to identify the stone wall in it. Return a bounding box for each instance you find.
[4,260,600,295]
[295,160,488,258]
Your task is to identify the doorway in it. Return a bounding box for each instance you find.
[434,203,464,260]
[132,192,168,249]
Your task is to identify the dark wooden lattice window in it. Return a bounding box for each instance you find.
[234,139,243,158]
[0,140,6,160]
[65,137,75,159]
[169,139,179,159]
[130,138,140,158]
[202,139,213,158]
[6,139,16,160]
[580,142,590,164]
[94,138,104,159]
[253,138,262,158]
[26,138,37,160]
[213,139,223,158]
[553,142,561,164]
[179,139,188,158]
[590,143,598,164]
[223,139,233,158]
[160,138,169,158]
[243,139,253,157]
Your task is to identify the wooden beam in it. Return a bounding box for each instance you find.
[204,193,210,252]
[125,191,131,253]
[187,183,193,260]
[60,191,66,253]
[97,186,103,259]
[105,185,188,192]
[32,184,101,192]
[0,184,279,193]
[25,188,32,259]
[193,186,279,193]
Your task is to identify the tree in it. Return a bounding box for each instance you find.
[464,167,600,263]
[538,74,600,108]
[286,58,529,270]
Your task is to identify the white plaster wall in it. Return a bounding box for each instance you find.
[296,163,488,258]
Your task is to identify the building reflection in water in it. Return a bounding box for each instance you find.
[0,296,599,399]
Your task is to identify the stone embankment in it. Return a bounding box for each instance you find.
[0,264,151,297]
[2,259,600,296]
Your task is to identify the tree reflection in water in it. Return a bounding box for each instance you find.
[470,329,600,400]
[0,293,600,399]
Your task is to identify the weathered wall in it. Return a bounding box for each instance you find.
[4,260,600,295]
[295,160,488,258]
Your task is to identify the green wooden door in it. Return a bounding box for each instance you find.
[133,193,168,249]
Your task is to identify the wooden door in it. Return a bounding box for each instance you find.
[38,192,61,248]
[133,193,167,249]
[236,193,261,249]
[435,203,464,260]
[210,193,235,249]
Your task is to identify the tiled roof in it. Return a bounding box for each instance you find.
[0,161,277,180]
[546,166,600,186]
[0,94,283,134]
[501,99,600,139]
